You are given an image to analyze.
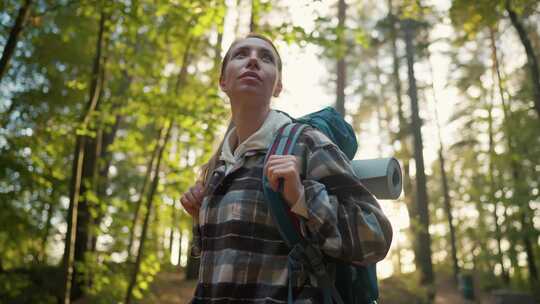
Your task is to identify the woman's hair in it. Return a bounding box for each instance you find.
[199,33,281,188]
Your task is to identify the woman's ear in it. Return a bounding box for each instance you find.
[273,79,283,97]
[219,76,227,93]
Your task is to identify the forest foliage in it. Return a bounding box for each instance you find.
[0,0,538,303]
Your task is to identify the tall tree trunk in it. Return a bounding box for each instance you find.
[40,199,55,264]
[62,11,107,304]
[505,0,540,119]
[249,0,258,33]
[0,0,33,83]
[71,23,110,301]
[490,27,538,286]
[127,129,161,260]
[335,0,346,116]
[90,114,123,252]
[374,58,385,157]
[90,71,132,253]
[169,202,177,253]
[125,121,173,304]
[388,0,409,275]
[402,19,434,298]
[438,146,459,284]
[425,39,460,284]
[488,28,509,285]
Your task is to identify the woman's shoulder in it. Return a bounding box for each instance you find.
[296,125,335,151]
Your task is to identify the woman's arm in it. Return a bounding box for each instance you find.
[294,128,393,265]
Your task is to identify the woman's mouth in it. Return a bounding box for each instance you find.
[238,72,262,82]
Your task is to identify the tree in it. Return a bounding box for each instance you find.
[505,0,540,119]
[402,18,434,298]
[62,9,108,303]
[335,0,347,116]
[0,0,33,83]
[125,122,173,304]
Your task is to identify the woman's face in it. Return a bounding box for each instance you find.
[219,37,282,103]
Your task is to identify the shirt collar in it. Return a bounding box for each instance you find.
[220,109,292,165]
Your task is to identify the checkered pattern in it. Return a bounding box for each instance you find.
[190,127,392,303]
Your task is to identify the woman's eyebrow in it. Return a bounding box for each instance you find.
[233,45,275,58]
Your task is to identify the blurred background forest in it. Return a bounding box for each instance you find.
[1,0,539,303]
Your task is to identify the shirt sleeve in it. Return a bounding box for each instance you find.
[295,129,393,265]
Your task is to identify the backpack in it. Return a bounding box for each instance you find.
[262,107,379,304]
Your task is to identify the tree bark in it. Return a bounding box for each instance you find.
[402,19,434,297]
[388,0,409,275]
[505,0,540,119]
[125,121,173,304]
[488,28,509,285]
[425,33,460,285]
[490,26,538,286]
[0,0,33,83]
[335,0,346,116]
[40,200,54,264]
[438,147,459,284]
[127,129,161,260]
[249,0,257,33]
[169,201,177,253]
[62,10,107,304]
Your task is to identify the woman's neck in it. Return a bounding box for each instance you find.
[230,103,270,151]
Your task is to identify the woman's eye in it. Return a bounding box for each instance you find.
[262,54,274,62]
[233,52,246,58]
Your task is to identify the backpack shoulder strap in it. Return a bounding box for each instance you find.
[263,123,344,304]
[263,123,307,248]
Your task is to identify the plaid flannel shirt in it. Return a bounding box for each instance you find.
[190,113,392,304]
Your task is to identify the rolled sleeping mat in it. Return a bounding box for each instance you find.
[351,157,402,200]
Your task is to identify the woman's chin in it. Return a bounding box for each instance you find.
[232,88,270,99]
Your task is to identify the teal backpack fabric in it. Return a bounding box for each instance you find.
[295,107,358,160]
[263,107,379,304]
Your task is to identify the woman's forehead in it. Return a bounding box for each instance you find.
[231,37,277,55]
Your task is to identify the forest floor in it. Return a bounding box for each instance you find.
[141,271,196,304]
[434,275,472,304]
[142,270,485,304]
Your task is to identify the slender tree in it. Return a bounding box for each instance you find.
[335,0,347,116]
[402,18,434,298]
[62,10,108,304]
[0,0,33,83]
[505,0,540,119]
[127,129,161,260]
[125,121,173,304]
[490,26,538,285]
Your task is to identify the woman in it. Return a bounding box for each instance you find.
[181,33,392,303]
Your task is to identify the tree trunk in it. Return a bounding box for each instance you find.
[425,32,460,284]
[402,19,434,297]
[335,0,347,116]
[249,0,257,33]
[127,128,161,260]
[90,70,132,253]
[125,121,173,304]
[62,10,107,304]
[169,201,177,253]
[487,88,509,285]
[505,0,540,119]
[388,0,410,276]
[40,200,54,264]
[374,58,385,157]
[438,147,459,284]
[0,0,33,83]
[490,26,538,286]
[71,20,110,301]
[488,28,509,285]
[90,113,123,252]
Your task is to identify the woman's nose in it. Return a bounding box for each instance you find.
[246,51,260,69]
